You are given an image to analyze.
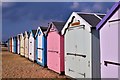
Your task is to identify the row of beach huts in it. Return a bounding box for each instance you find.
[7,1,120,78]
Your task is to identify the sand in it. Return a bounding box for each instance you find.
[2,47,70,79]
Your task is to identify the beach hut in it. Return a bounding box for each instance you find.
[13,36,17,53]
[61,12,105,78]
[35,26,47,67]
[47,22,65,74]
[8,38,10,52]
[17,34,21,54]
[96,1,120,78]
[8,38,11,52]
[24,31,29,58]
[9,37,12,52]
[29,30,37,62]
[20,33,25,56]
[11,37,14,53]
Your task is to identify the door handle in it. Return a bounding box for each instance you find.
[104,61,120,66]
[37,48,43,50]
[75,53,86,58]
[67,53,75,56]
[67,53,86,58]
[37,58,42,60]
[48,50,58,53]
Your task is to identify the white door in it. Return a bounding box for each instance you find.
[25,38,29,58]
[17,40,19,54]
[65,26,90,78]
[12,39,14,52]
[29,37,34,61]
[65,27,76,78]
[73,27,87,78]
[37,34,43,63]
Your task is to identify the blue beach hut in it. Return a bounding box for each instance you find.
[35,26,47,67]
[13,36,17,53]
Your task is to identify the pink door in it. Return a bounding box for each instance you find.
[47,31,61,73]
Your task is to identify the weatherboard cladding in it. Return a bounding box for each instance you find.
[96,1,120,30]
[77,13,105,27]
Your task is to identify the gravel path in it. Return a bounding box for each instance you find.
[2,47,69,79]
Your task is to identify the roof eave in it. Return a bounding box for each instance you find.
[96,1,120,30]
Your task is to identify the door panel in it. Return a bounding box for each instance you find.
[21,38,24,56]
[65,54,76,78]
[25,39,28,57]
[65,26,91,78]
[47,32,60,72]
[29,38,34,60]
[48,51,60,72]
[65,28,76,77]
[37,34,43,63]
[17,40,19,54]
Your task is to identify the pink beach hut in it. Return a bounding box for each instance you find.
[46,22,65,74]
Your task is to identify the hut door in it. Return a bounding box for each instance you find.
[67,26,87,78]
[65,28,76,77]
[29,37,34,60]
[17,40,19,54]
[47,31,60,72]
[74,27,86,78]
[21,38,24,55]
[37,34,43,63]
[25,39,28,56]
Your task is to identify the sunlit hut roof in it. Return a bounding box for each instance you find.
[77,13,105,28]
[52,22,65,33]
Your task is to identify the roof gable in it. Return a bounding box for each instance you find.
[24,31,29,38]
[77,13,105,28]
[29,30,37,39]
[35,26,47,37]
[96,1,120,30]
[62,12,105,35]
[47,21,65,35]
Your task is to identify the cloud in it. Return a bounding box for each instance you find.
[70,2,80,9]
[80,3,104,13]
[106,8,110,13]
[92,3,103,12]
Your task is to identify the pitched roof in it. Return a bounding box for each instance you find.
[77,13,105,28]
[41,27,47,32]
[96,1,120,30]
[97,14,105,19]
[35,26,47,37]
[52,22,65,33]
[17,34,21,39]
[31,30,37,38]
[47,21,65,34]
[13,36,17,39]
